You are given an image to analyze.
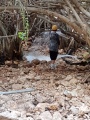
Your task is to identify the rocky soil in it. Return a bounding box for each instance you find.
[0,37,90,120]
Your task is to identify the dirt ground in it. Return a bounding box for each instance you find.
[0,39,90,120]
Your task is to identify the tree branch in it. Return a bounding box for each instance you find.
[71,0,90,18]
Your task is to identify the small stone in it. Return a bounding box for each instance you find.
[0,116,14,120]
[67,114,74,120]
[24,69,30,74]
[26,113,33,117]
[0,100,5,104]
[35,76,41,81]
[23,63,32,68]
[31,59,40,65]
[39,111,52,120]
[70,106,79,114]
[0,111,21,119]
[12,84,23,90]
[32,99,39,106]
[76,76,82,80]
[63,90,72,98]
[27,42,32,46]
[88,84,90,90]
[28,73,36,79]
[64,75,72,81]
[17,79,26,84]
[46,102,59,111]
[0,95,10,102]
[5,61,12,66]
[26,117,34,120]
[57,96,65,107]
[35,94,47,103]
[53,111,62,120]
[70,90,78,97]
[55,82,60,87]
[40,60,47,64]
[60,81,70,87]
[0,81,3,84]
[69,78,78,84]
[35,103,49,112]
[78,104,90,115]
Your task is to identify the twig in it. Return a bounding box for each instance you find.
[82,73,90,83]
[0,85,7,91]
[0,34,17,38]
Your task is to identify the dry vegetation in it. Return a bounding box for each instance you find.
[0,0,90,60]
